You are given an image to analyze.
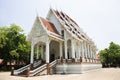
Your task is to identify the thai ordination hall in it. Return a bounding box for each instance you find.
[12,8,101,76]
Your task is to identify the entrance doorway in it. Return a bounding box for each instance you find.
[50,49,55,62]
[49,40,59,62]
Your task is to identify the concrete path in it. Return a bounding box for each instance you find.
[0,68,120,80]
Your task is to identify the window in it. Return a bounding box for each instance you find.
[81,35,85,38]
[72,31,75,34]
[65,22,69,26]
[74,28,77,31]
[60,16,64,21]
[61,12,65,17]
[70,24,74,27]
[61,30,64,38]
[78,31,80,34]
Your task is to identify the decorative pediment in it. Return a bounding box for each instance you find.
[33,22,45,37]
[27,17,47,42]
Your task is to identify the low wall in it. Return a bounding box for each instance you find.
[56,63,102,74]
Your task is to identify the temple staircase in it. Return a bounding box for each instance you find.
[13,60,42,76]
[29,60,57,76]
[13,60,57,77]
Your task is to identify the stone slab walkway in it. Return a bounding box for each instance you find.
[0,68,120,80]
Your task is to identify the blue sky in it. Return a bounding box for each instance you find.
[0,0,120,51]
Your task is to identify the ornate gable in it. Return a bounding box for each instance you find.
[26,17,48,42]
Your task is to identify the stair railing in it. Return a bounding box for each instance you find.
[14,60,42,75]
[29,64,47,76]
[14,64,30,75]
[50,60,57,67]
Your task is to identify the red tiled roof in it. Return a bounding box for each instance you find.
[40,17,58,34]
[54,10,79,27]
[65,14,79,27]
[53,10,84,39]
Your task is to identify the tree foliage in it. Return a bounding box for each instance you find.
[99,42,120,67]
[0,24,30,65]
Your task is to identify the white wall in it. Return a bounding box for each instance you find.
[47,12,62,34]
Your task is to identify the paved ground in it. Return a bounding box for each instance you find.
[0,68,120,80]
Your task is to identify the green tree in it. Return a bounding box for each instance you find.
[0,24,30,66]
[99,42,120,67]
[99,48,109,67]
[0,26,10,64]
[108,42,120,66]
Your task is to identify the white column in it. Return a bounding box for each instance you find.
[36,45,39,60]
[78,43,80,58]
[64,41,68,59]
[90,47,93,62]
[82,42,84,57]
[89,45,92,62]
[60,42,62,58]
[81,42,85,62]
[84,42,87,58]
[88,44,90,58]
[86,42,88,58]
[91,46,94,62]
[91,48,93,62]
[64,30,68,59]
[41,45,44,60]
[93,49,96,59]
[30,44,34,64]
[80,43,82,57]
[94,49,96,62]
[71,40,75,58]
[93,47,96,62]
[87,43,89,58]
[46,41,50,63]
[90,46,92,59]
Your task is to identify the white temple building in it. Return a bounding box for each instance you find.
[13,8,101,76]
